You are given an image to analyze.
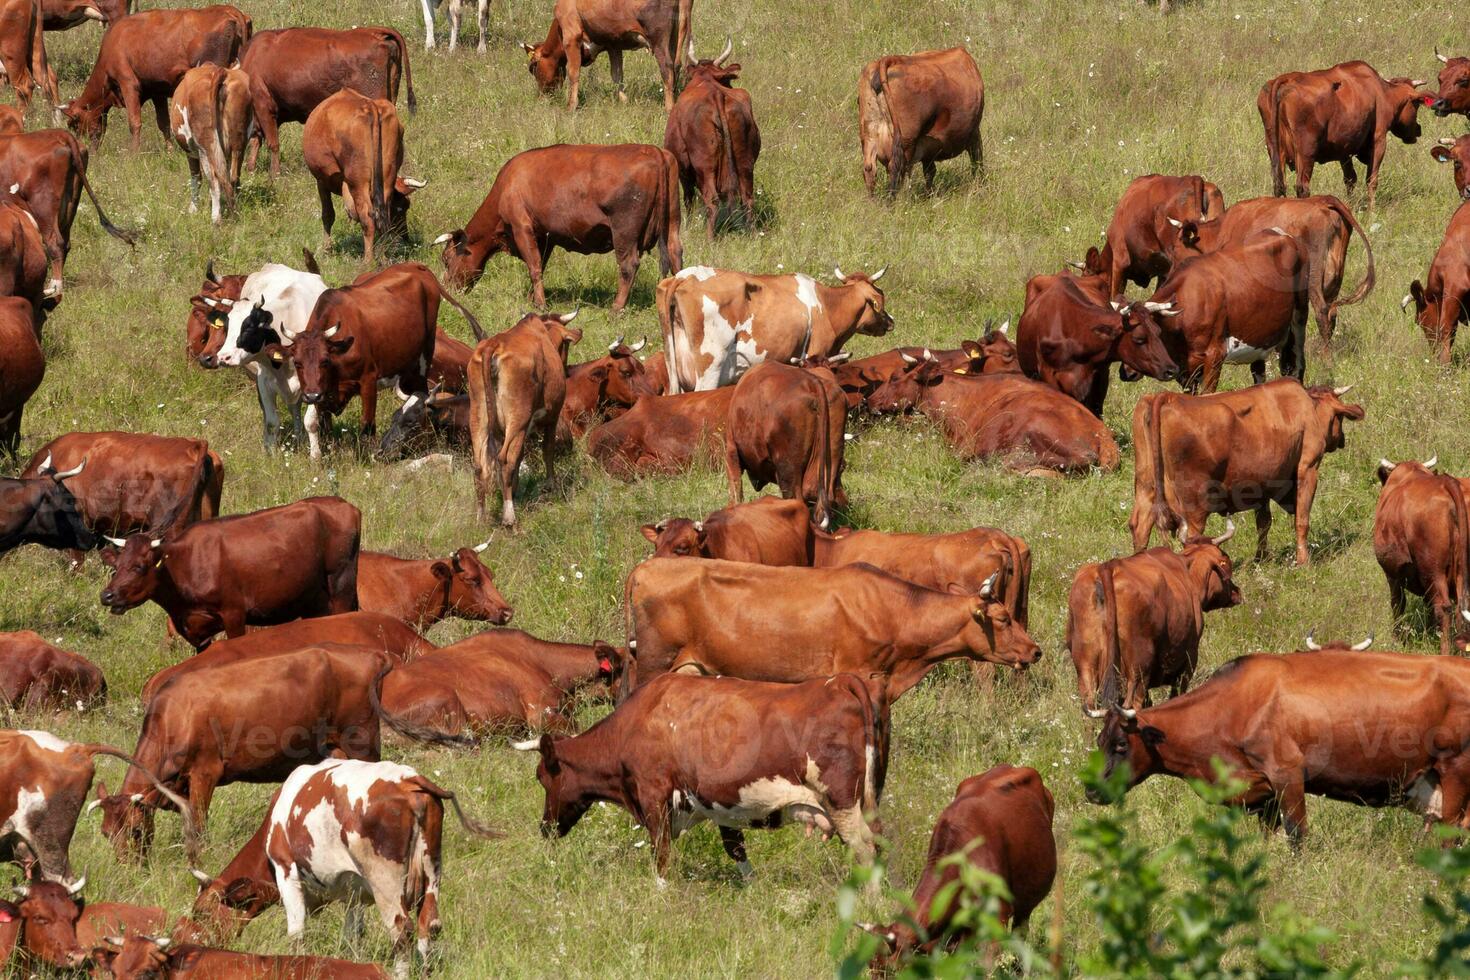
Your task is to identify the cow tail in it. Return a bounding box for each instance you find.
[157,446,214,532]
[408,776,505,839]
[1447,475,1470,627]
[435,279,485,341]
[676,0,694,72]
[67,136,135,246]
[369,664,476,748]
[1007,536,1032,630]
[1147,393,1176,535]
[846,672,890,811]
[30,0,57,107]
[368,104,385,253]
[382,28,416,114]
[658,148,681,274]
[1095,562,1124,710]
[1260,77,1288,196]
[657,275,683,394]
[810,373,835,530]
[1323,196,1375,320]
[206,67,234,212]
[84,745,198,860]
[714,89,740,210]
[873,58,904,195]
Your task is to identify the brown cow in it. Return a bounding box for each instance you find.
[467,311,581,526]
[185,261,246,361]
[382,631,624,737]
[1374,457,1470,656]
[7,880,163,970]
[1130,380,1364,565]
[1431,136,1470,200]
[1089,174,1225,297]
[98,496,361,650]
[1093,649,1470,841]
[664,38,759,236]
[377,389,470,460]
[1429,49,1470,120]
[0,0,57,113]
[0,631,104,710]
[860,766,1056,967]
[61,6,251,150]
[724,360,846,528]
[93,936,388,979]
[168,65,252,225]
[824,328,1017,408]
[1259,61,1426,210]
[1067,527,1241,718]
[515,672,888,883]
[0,106,20,135]
[624,558,1041,700]
[358,546,512,630]
[40,0,127,30]
[641,495,814,565]
[0,198,51,315]
[559,336,658,440]
[0,456,92,554]
[0,295,42,455]
[240,26,415,178]
[435,143,682,313]
[858,46,983,196]
[866,355,1121,475]
[586,387,732,478]
[303,88,426,259]
[1146,228,1312,392]
[521,0,693,111]
[1404,199,1470,362]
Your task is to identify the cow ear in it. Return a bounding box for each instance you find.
[960,340,982,358]
[1431,146,1454,164]
[562,327,584,346]
[99,547,120,569]
[639,524,661,543]
[1140,726,1166,746]
[538,734,561,775]
[328,334,355,353]
[430,561,453,582]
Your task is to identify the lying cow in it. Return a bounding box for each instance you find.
[1130,380,1364,565]
[1093,648,1470,841]
[664,38,759,236]
[358,545,512,630]
[1432,136,1470,200]
[659,265,892,391]
[0,454,92,555]
[377,389,470,460]
[6,879,164,971]
[0,631,105,710]
[826,328,1017,407]
[624,558,1040,700]
[1067,525,1241,718]
[1404,200,1470,363]
[0,296,43,455]
[436,142,682,312]
[586,387,732,478]
[99,496,361,650]
[1374,457,1470,655]
[641,495,814,565]
[521,0,693,110]
[515,672,888,884]
[169,65,252,224]
[560,336,658,441]
[92,936,388,979]
[858,46,983,196]
[0,0,58,113]
[1090,174,1224,297]
[1429,49,1470,120]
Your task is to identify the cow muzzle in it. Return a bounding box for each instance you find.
[302,392,323,405]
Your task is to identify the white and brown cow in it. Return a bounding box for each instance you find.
[657,265,893,392]
[265,760,499,980]
[169,65,253,225]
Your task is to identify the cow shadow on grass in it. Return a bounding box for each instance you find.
[541,278,659,312]
[1252,518,1361,566]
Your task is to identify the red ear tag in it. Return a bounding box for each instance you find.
[598,658,613,673]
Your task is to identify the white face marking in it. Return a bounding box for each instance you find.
[696,296,760,389]
[676,265,718,281]
[20,730,70,753]
[793,274,823,314]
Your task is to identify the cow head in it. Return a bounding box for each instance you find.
[1430,137,1470,200]
[568,337,657,420]
[436,546,514,625]
[11,878,92,968]
[1306,384,1365,452]
[377,388,461,460]
[1180,522,1243,612]
[288,315,357,409]
[525,311,583,364]
[641,518,708,557]
[834,267,893,337]
[88,781,154,860]
[961,573,1043,670]
[1090,707,1165,799]
[59,96,112,147]
[90,935,173,980]
[0,458,96,555]
[98,534,166,613]
[434,229,489,291]
[857,920,916,974]
[864,352,942,415]
[957,321,1020,375]
[1430,51,1470,118]
[389,176,426,239]
[187,262,245,364]
[1109,301,1181,382]
[1376,455,1439,486]
[685,37,741,87]
[515,734,592,838]
[187,866,279,941]
[216,295,285,368]
[1385,77,1428,143]
[1402,279,1464,352]
[520,21,568,94]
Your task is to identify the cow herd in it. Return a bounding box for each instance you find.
[0,0,1466,975]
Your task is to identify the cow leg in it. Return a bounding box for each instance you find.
[497,428,526,526]
[611,241,640,313]
[1254,504,1272,562]
[419,0,435,48]
[1292,469,1318,566]
[718,826,754,879]
[277,865,310,937]
[185,153,201,214]
[921,159,937,192]
[650,44,676,112]
[119,81,144,152]
[827,803,878,880]
[1250,358,1266,385]
[539,415,559,492]
[723,431,744,506]
[699,169,719,239]
[1293,149,1314,198]
[1340,157,1358,197]
[303,404,323,460]
[187,765,221,840]
[447,0,461,52]
[359,372,379,441]
[1199,346,1224,394]
[564,32,584,110]
[509,223,545,308]
[256,371,284,451]
[316,181,336,254]
[609,49,627,103]
[476,0,489,53]
[151,97,171,145]
[645,805,674,887]
[363,871,414,979]
[1388,577,1407,634]
[967,128,983,176]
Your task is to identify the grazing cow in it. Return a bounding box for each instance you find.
[859,766,1056,967]
[382,632,624,737]
[141,612,432,704]
[93,936,388,979]
[0,0,57,113]
[0,455,92,554]
[169,65,252,225]
[0,129,135,288]
[1404,200,1470,363]
[358,546,512,630]
[725,361,846,528]
[467,311,581,526]
[1093,650,1470,841]
[0,631,105,710]
[98,496,361,650]
[625,558,1040,699]
[1017,277,1179,415]
[40,0,128,30]
[1431,136,1470,200]
[586,387,733,478]
[435,143,682,313]
[521,0,693,111]
[419,0,488,52]
[0,296,42,454]
[61,6,251,150]
[239,26,415,178]
[559,336,657,440]
[1429,49,1470,120]
[515,672,888,884]
[1201,194,1375,345]
[641,495,814,565]
[659,265,892,392]
[858,46,983,196]
[1067,526,1241,718]
[1146,228,1312,392]
[303,89,426,259]
[866,355,1121,475]
[1090,174,1225,297]
[664,38,759,236]
[1130,380,1364,565]
[0,199,51,315]
[0,106,20,134]
[7,880,164,970]
[0,729,187,884]
[377,389,470,460]
[1259,61,1426,210]
[1374,457,1470,655]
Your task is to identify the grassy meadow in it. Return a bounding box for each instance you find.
[4,0,1469,974]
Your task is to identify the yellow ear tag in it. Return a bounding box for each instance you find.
[155,556,165,568]
[953,367,968,375]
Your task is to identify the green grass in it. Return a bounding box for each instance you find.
[4,0,1468,975]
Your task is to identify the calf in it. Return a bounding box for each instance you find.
[303,88,426,259]
[93,936,388,979]
[860,766,1055,967]
[1430,50,1470,120]
[0,455,92,554]
[240,26,415,178]
[725,360,847,528]
[8,880,163,970]
[61,5,251,150]
[1092,174,1224,296]
[436,142,682,312]
[664,39,759,236]
[169,65,252,224]
[521,0,693,110]
[358,545,512,630]
[515,672,887,884]
[0,296,42,455]
[641,495,814,565]
[625,558,1040,700]
[1130,380,1364,565]
[1374,457,1470,655]
[1405,200,1470,362]
[0,0,58,113]
[467,311,581,525]
[586,387,733,478]
[0,631,104,710]
[560,336,657,440]
[1067,527,1241,718]
[98,496,361,650]
[1431,136,1470,200]
[866,355,1121,475]
[858,46,983,196]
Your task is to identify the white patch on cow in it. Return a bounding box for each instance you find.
[177,105,193,143]
[669,774,830,839]
[1222,335,1285,365]
[676,265,717,281]
[402,393,423,412]
[3,786,48,875]
[6,184,17,194]
[19,730,69,753]
[793,274,823,314]
[696,296,759,389]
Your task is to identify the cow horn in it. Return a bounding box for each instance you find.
[828,351,851,364]
[1305,630,1322,651]
[1065,260,1086,271]
[1425,455,1439,469]
[204,259,218,284]
[1463,609,1470,625]
[1332,384,1354,397]
[998,319,1010,336]
[716,36,733,65]
[870,267,886,282]
[1167,217,1183,227]
[52,458,85,480]
[216,297,234,308]
[189,868,212,885]
[1143,301,1169,312]
[37,452,52,472]
[152,937,171,950]
[1438,47,1450,64]
[1211,520,1236,546]
[202,296,219,309]
[922,348,934,362]
[1380,458,1396,472]
[84,798,103,815]
[324,324,340,338]
[1084,706,1108,719]
[510,738,542,751]
[559,309,579,324]
[686,34,697,64]
[149,538,163,549]
[693,521,704,532]
[1441,137,1459,146]
[1157,306,1182,317]
[66,877,86,897]
[1351,634,1374,651]
[252,295,265,311]
[1120,708,1137,719]
[899,351,918,365]
[629,336,647,353]
[11,885,27,898]
[1411,78,1428,88]
[103,536,126,548]
[833,266,845,281]
[1401,293,1415,311]
[129,794,143,802]
[401,177,427,189]
[1109,300,1123,312]
[609,334,624,351]
[472,541,490,553]
[978,571,999,599]
[432,232,454,246]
